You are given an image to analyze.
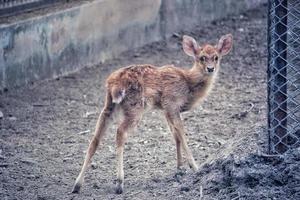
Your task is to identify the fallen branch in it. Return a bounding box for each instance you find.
[231,103,254,120]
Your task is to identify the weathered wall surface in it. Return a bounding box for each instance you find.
[0,0,266,90]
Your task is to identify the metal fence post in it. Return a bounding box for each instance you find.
[268,0,288,153]
[268,0,300,153]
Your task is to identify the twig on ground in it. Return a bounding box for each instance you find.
[231,103,254,120]
[33,103,50,107]
[78,130,90,135]
[199,185,203,200]
[257,150,283,158]
[231,192,240,200]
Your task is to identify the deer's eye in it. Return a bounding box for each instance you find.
[214,56,219,62]
[199,56,206,62]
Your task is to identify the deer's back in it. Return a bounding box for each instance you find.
[106,64,190,110]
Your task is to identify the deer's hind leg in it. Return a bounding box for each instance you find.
[72,93,114,193]
[115,105,143,194]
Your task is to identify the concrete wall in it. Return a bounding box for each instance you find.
[0,0,266,90]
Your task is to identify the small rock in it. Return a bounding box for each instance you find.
[0,111,3,119]
[63,140,75,144]
[91,162,97,170]
[133,53,140,57]
[63,157,72,162]
[8,116,17,121]
[180,186,190,192]
[17,186,24,191]
[161,161,166,165]
[152,178,160,183]
[93,182,101,189]
[172,182,180,188]
[84,112,96,118]
[0,163,8,167]
[172,32,181,38]
[0,150,5,160]
[26,174,37,179]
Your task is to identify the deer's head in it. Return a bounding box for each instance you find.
[182,34,233,75]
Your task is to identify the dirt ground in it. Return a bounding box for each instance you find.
[1,3,298,200]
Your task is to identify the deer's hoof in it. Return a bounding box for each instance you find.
[188,163,199,172]
[115,180,124,194]
[176,166,187,176]
[115,185,123,194]
[71,183,81,194]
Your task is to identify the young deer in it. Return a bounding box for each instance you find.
[72,34,233,194]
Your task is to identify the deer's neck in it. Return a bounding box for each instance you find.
[181,64,217,111]
[186,64,216,88]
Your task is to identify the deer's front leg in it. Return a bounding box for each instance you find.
[165,116,183,169]
[165,111,198,171]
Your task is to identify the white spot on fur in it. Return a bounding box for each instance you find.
[112,89,125,104]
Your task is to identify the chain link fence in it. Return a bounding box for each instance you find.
[268,0,300,154]
[0,0,62,17]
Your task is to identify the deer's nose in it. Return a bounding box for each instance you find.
[207,67,215,73]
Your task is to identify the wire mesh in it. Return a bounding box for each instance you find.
[268,0,300,154]
[0,0,61,17]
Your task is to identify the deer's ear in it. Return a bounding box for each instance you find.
[217,34,233,56]
[182,35,199,57]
